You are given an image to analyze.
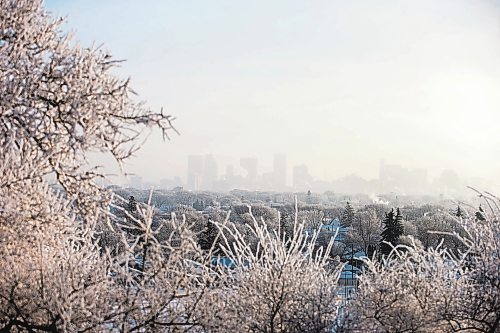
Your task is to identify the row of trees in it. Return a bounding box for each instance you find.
[341,203,500,332]
[120,188,486,264]
[339,201,477,260]
[121,192,476,267]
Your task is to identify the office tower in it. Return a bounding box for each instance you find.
[187,155,204,191]
[203,154,218,190]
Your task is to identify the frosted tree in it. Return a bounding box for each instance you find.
[0,0,175,218]
[196,209,344,333]
[297,208,325,231]
[412,211,466,253]
[128,196,138,213]
[341,201,355,228]
[379,208,403,256]
[345,209,382,257]
[0,1,195,331]
[250,204,280,224]
[199,218,220,251]
[475,204,486,221]
[341,193,500,333]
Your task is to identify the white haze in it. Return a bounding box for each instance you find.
[45,0,500,187]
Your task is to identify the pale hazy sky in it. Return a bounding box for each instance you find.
[45,0,500,184]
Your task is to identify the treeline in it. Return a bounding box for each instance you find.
[113,189,479,264]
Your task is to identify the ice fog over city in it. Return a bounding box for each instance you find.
[125,153,490,197]
[46,0,500,196]
[1,1,499,332]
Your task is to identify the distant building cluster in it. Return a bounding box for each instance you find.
[128,154,481,196]
[181,153,293,192]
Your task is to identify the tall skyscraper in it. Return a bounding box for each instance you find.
[187,155,204,191]
[203,154,218,190]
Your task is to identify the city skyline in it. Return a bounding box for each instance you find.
[44,0,500,187]
[121,153,494,196]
